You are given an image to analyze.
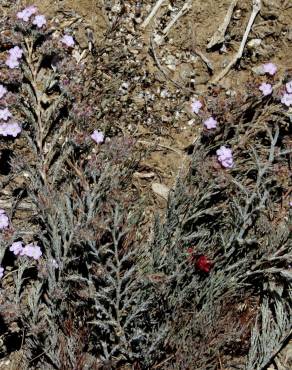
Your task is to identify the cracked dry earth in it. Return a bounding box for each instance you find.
[0,0,292,369]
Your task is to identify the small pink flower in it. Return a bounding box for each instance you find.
[216,146,234,169]
[17,6,37,22]
[262,63,277,76]
[281,93,292,107]
[191,99,202,114]
[286,81,292,94]
[259,83,272,96]
[0,85,7,99]
[49,258,59,268]
[5,57,20,69]
[91,130,104,144]
[0,266,4,279]
[0,122,22,137]
[0,108,12,121]
[0,124,8,136]
[204,117,217,130]
[61,35,75,47]
[0,209,9,229]
[9,46,23,59]
[289,201,292,207]
[20,243,42,260]
[5,122,22,137]
[9,241,24,256]
[33,15,46,28]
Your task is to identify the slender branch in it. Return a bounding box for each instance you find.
[141,0,166,29]
[207,0,238,49]
[162,0,192,35]
[211,0,261,84]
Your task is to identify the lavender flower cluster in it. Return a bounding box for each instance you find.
[0,207,41,277]
[9,241,42,260]
[0,84,21,137]
[0,5,107,282]
[190,61,292,169]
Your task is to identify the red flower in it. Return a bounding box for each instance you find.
[195,255,212,273]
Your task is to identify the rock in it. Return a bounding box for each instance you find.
[151,183,170,200]
[246,38,262,50]
[252,65,265,75]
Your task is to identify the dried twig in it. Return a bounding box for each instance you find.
[0,198,36,212]
[137,140,183,156]
[207,0,238,49]
[150,36,195,93]
[192,48,214,72]
[211,0,261,84]
[141,0,166,29]
[162,0,192,35]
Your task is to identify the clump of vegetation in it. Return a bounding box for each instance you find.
[0,4,291,370]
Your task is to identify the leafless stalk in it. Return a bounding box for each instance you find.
[141,0,167,29]
[211,0,261,84]
[207,0,238,49]
[162,0,192,35]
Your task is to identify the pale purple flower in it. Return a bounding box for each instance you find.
[286,81,292,94]
[20,243,42,260]
[4,122,22,137]
[9,46,23,60]
[0,266,4,279]
[5,56,20,69]
[17,6,37,22]
[259,83,272,96]
[262,63,277,76]
[0,108,12,121]
[61,35,75,47]
[281,94,292,107]
[0,85,7,99]
[91,130,104,144]
[33,15,46,28]
[191,99,202,114]
[216,146,234,168]
[0,122,21,137]
[6,46,23,69]
[0,209,9,229]
[204,117,217,130]
[9,241,24,256]
[281,93,292,107]
[289,201,292,207]
[49,258,59,268]
[0,123,8,136]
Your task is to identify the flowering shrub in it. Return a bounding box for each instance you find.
[0,5,290,370]
[146,62,291,369]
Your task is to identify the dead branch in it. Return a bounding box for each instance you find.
[141,0,167,29]
[211,0,261,84]
[162,0,192,35]
[150,36,195,93]
[207,0,238,49]
[192,48,214,72]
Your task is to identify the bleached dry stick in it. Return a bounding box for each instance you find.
[162,0,192,35]
[207,0,238,49]
[211,0,261,84]
[141,0,166,29]
[0,198,36,212]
